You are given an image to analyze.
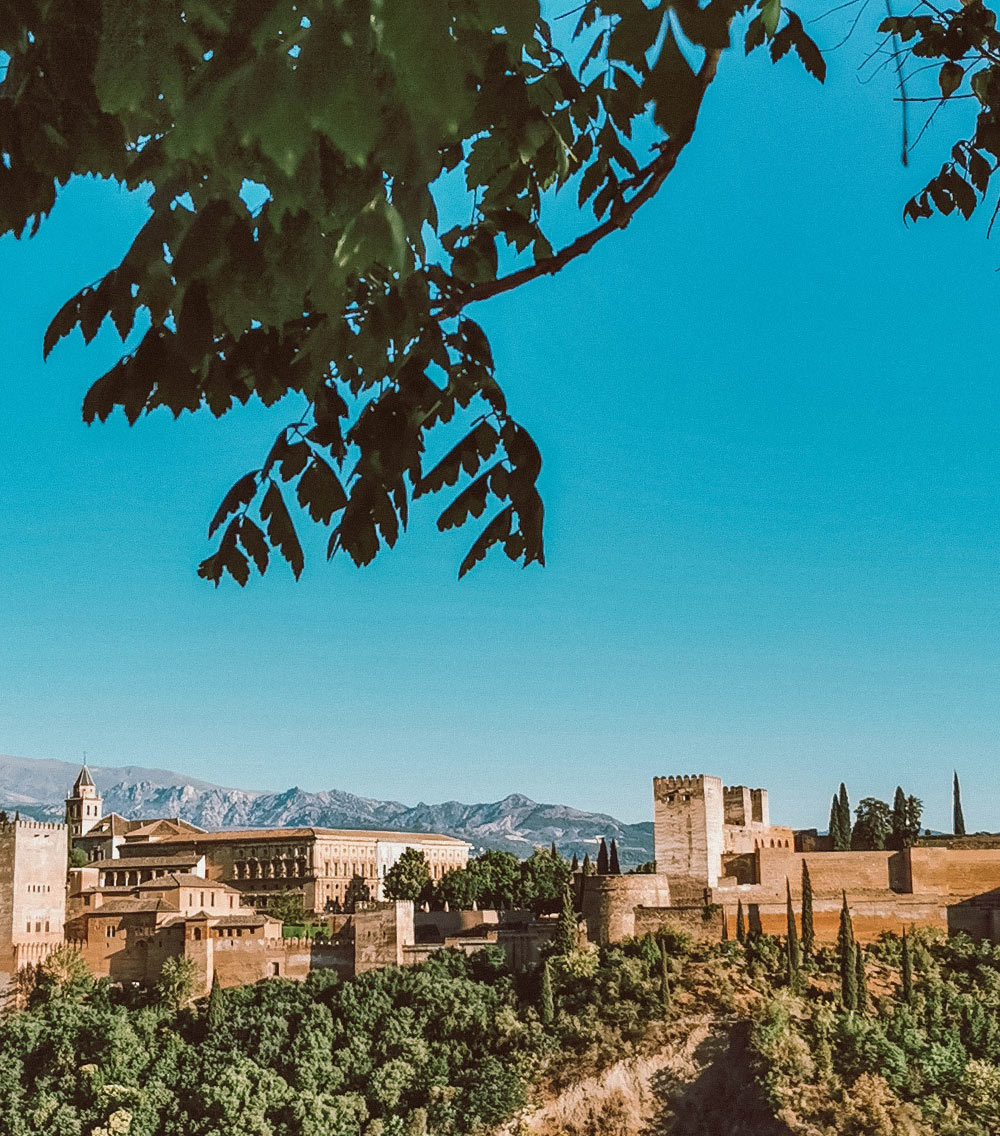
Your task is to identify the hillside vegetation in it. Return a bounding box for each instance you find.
[2,922,999,1135]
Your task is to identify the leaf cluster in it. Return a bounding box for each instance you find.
[1,0,821,579]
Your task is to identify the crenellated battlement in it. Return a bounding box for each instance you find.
[0,819,67,833]
[655,775,705,788]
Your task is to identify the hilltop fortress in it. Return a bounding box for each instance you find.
[4,767,1000,997]
[581,773,1000,945]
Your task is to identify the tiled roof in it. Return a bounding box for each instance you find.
[72,765,95,791]
[97,853,201,870]
[136,872,238,890]
[122,818,206,838]
[148,827,471,846]
[89,898,166,915]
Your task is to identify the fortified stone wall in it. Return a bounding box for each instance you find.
[908,848,1000,897]
[581,874,672,946]
[633,904,725,942]
[207,936,353,989]
[715,896,950,943]
[739,848,907,899]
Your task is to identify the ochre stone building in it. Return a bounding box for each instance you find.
[583,773,1000,946]
[111,825,471,910]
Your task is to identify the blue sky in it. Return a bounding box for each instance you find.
[1,28,998,831]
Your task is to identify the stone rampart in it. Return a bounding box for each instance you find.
[633,903,725,942]
[581,874,672,946]
[908,848,1000,898]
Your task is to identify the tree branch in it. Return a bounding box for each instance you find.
[437,48,723,319]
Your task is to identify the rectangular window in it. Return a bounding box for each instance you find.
[45,921,49,933]
[25,921,30,933]
[34,921,41,933]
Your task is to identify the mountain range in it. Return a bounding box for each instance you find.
[0,753,654,866]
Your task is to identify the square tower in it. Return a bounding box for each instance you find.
[653,775,725,898]
[0,818,68,975]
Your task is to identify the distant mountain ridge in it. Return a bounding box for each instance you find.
[0,753,654,866]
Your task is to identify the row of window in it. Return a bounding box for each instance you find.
[26,920,51,933]
[26,884,52,893]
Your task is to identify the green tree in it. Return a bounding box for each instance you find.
[539,960,554,1026]
[837,783,852,851]
[596,838,609,876]
[851,797,892,851]
[68,845,90,868]
[660,939,672,1013]
[436,866,481,911]
[36,944,92,1002]
[785,878,800,992]
[608,839,621,875]
[267,889,306,924]
[518,847,571,910]
[0,0,826,583]
[954,771,967,837]
[839,892,857,1011]
[157,955,199,1010]
[383,849,431,902]
[552,887,578,957]
[581,853,594,876]
[736,899,746,945]
[469,850,521,909]
[901,928,913,1006]
[889,787,923,851]
[828,795,843,851]
[207,971,226,1032]
[570,853,579,873]
[855,943,869,1013]
[801,860,815,962]
[344,874,372,912]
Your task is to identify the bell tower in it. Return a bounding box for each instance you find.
[66,764,102,839]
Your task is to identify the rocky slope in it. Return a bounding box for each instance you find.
[0,753,653,865]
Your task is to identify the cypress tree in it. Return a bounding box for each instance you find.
[539,960,554,1025]
[571,853,579,872]
[207,971,225,1032]
[801,861,815,962]
[597,838,609,875]
[839,891,857,1010]
[890,786,907,851]
[582,852,593,875]
[828,796,841,850]
[659,939,672,1013]
[785,878,800,991]
[954,771,966,837]
[901,927,913,1006]
[550,840,558,858]
[721,909,729,942]
[552,886,578,956]
[609,839,621,875]
[837,783,851,851]
[855,943,869,1013]
[736,898,746,945]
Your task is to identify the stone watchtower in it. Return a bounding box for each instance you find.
[66,765,102,839]
[653,775,724,899]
